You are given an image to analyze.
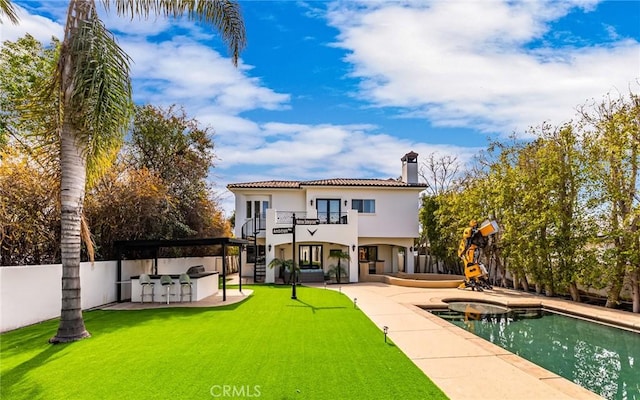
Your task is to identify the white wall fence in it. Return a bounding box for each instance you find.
[0,256,239,333]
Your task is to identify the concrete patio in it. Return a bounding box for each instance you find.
[326,282,640,400]
[102,288,253,310]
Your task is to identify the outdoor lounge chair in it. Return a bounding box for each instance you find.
[179,273,193,302]
[140,274,155,303]
[160,275,175,304]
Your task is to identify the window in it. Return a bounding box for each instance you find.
[358,246,377,262]
[352,199,375,213]
[246,200,269,229]
[247,245,265,264]
[317,199,341,224]
[299,245,323,269]
[246,200,269,218]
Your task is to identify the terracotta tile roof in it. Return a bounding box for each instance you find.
[227,180,301,189]
[227,178,427,189]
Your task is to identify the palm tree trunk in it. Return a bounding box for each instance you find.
[50,116,90,343]
[50,0,92,343]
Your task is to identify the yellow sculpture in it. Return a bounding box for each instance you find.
[457,220,499,291]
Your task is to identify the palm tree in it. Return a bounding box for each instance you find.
[268,257,297,284]
[0,0,18,24]
[328,250,350,284]
[2,0,245,344]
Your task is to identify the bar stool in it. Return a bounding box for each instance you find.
[160,275,175,304]
[139,274,155,303]
[179,273,193,302]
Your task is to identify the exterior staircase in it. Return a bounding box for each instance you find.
[241,218,266,283]
[254,259,266,283]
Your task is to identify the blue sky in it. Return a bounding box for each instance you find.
[2,0,639,214]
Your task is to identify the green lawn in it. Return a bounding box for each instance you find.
[1,285,447,399]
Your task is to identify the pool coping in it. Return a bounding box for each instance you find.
[421,295,640,333]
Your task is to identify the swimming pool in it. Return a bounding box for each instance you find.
[430,303,640,400]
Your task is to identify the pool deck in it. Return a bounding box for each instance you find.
[324,282,640,400]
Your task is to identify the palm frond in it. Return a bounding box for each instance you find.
[0,0,19,24]
[65,4,133,183]
[107,0,246,65]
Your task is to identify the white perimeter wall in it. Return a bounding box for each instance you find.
[0,261,117,333]
[0,256,237,333]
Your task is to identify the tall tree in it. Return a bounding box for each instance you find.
[86,104,231,259]
[418,153,460,272]
[0,35,59,156]
[538,124,586,302]
[581,93,639,310]
[1,36,61,265]
[3,0,246,343]
[0,147,61,265]
[127,104,215,236]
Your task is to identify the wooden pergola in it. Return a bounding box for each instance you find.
[114,237,249,302]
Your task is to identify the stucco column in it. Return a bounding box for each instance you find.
[349,246,358,283]
[406,246,415,273]
[265,247,275,283]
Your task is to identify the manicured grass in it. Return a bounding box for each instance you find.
[1,285,447,399]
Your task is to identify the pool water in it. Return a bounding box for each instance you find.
[430,307,640,400]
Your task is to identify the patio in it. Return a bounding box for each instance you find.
[102,288,253,310]
[328,282,640,400]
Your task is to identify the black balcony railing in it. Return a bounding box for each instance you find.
[241,217,266,238]
[317,212,348,225]
[274,211,349,225]
[275,211,306,225]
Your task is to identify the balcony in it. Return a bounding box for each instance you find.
[275,211,348,225]
[317,212,348,225]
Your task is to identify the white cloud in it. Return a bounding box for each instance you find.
[214,119,481,214]
[121,36,290,113]
[97,7,173,37]
[0,3,63,43]
[327,0,639,135]
[3,2,507,218]
[215,121,478,176]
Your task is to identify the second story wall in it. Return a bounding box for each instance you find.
[347,187,421,238]
[306,187,421,238]
[233,185,423,239]
[271,191,306,216]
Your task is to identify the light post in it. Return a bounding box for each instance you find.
[291,213,297,299]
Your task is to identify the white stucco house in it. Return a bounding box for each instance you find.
[227,151,427,283]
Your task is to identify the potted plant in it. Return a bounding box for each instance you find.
[327,264,348,283]
[328,250,350,283]
[268,257,298,284]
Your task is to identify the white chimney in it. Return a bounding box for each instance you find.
[401,151,418,184]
